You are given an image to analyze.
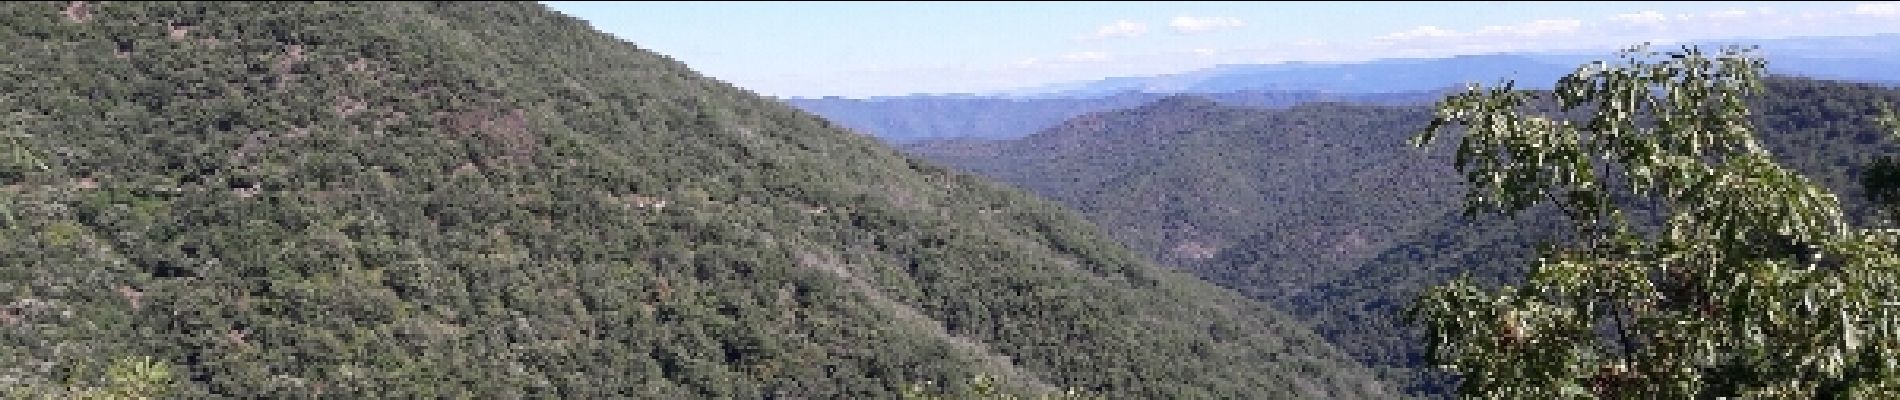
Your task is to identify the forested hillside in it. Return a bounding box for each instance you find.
[0,2,1392,398]
[906,96,1462,292]
[907,76,1900,396]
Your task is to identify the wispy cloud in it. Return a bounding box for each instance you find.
[1169,16,1246,34]
[1610,10,1669,26]
[1061,51,1112,62]
[1083,20,1148,40]
[1373,19,1582,44]
[1856,2,1900,17]
[1373,25,1456,41]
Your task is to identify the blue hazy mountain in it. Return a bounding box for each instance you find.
[785,34,1900,142]
[784,90,1444,143]
[999,34,1900,98]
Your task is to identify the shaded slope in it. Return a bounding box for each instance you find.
[906,96,1463,292]
[0,2,1388,398]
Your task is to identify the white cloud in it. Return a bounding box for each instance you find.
[1061,51,1111,62]
[1084,20,1148,40]
[1192,48,1217,56]
[1369,18,1584,56]
[1611,10,1668,26]
[1474,19,1583,37]
[1855,2,1900,17]
[1707,9,1752,21]
[1374,25,1457,41]
[1169,16,1246,34]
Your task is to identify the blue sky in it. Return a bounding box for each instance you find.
[542,1,1900,98]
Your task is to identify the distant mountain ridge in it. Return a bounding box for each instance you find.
[787,34,1900,143]
[786,89,1444,143]
[997,34,1900,98]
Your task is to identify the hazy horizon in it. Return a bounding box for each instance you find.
[544,1,1900,98]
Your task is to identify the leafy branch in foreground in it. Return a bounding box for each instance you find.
[1408,44,1900,398]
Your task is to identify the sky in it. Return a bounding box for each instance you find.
[542,1,1900,98]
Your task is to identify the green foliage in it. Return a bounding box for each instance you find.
[93,356,176,400]
[1861,105,1900,223]
[899,374,1101,400]
[4,356,175,400]
[1409,44,1900,398]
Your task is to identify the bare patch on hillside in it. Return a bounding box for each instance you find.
[117,285,144,310]
[333,96,367,118]
[166,22,194,40]
[439,108,537,164]
[1330,230,1368,255]
[274,44,305,75]
[61,1,92,23]
[1171,240,1220,260]
[345,58,370,73]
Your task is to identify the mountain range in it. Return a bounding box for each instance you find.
[788,34,1900,143]
[996,34,1900,97]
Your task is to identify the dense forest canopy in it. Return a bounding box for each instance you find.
[0,1,1389,398]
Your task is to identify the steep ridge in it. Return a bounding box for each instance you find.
[0,2,1388,398]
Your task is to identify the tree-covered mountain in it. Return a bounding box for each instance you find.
[905,96,1462,291]
[0,2,1395,398]
[785,90,1442,143]
[905,76,1900,396]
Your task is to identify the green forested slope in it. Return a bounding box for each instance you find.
[906,96,1462,295]
[0,2,1388,398]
